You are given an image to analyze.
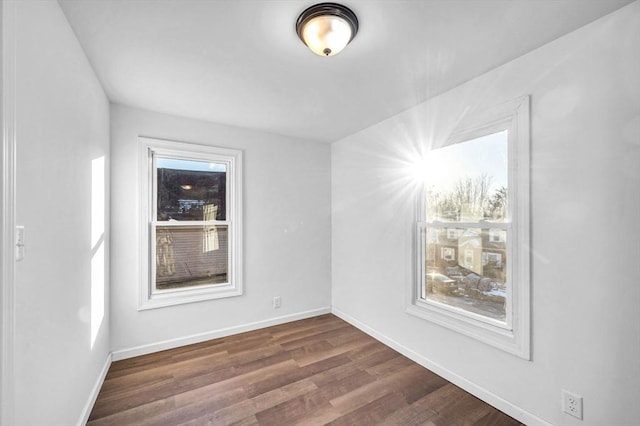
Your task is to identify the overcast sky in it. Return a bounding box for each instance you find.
[157,157,227,173]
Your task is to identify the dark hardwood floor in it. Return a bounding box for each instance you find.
[89,314,523,425]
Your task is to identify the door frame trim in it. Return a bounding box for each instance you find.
[1,0,17,423]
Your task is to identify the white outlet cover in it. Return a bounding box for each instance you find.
[15,225,25,261]
[562,390,583,420]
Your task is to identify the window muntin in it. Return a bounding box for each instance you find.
[139,138,243,309]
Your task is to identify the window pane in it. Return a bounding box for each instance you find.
[425,131,508,223]
[155,224,228,290]
[423,226,507,322]
[156,157,226,221]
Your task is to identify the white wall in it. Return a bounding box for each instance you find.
[110,104,331,354]
[332,2,640,425]
[13,1,110,425]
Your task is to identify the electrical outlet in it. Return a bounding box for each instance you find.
[273,296,281,309]
[562,390,583,420]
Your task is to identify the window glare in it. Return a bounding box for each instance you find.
[157,157,226,173]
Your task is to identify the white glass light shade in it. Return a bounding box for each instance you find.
[296,3,358,57]
[301,15,352,56]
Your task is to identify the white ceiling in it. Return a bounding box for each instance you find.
[59,0,633,143]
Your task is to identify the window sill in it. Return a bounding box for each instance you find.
[138,284,242,311]
[407,299,528,359]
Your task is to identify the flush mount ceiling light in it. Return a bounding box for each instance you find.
[296,3,359,57]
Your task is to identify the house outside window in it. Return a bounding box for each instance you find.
[441,247,456,261]
[139,137,243,309]
[408,97,530,358]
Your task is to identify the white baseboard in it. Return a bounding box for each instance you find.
[78,352,112,426]
[111,307,331,361]
[331,307,553,426]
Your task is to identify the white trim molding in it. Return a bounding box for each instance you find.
[137,136,244,310]
[408,96,531,359]
[77,353,112,426]
[332,308,552,426]
[111,307,331,361]
[1,1,17,423]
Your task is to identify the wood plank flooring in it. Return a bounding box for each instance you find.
[89,314,524,425]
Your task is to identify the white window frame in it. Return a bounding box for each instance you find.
[138,137,243,310]
[407,96,530,359]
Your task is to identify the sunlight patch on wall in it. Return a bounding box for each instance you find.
[91,156,105,348]
[91,157,105,248]
[91,242,105,348]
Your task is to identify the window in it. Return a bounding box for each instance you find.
[489,229,505,243]
[483,252,503,268]
[441,247,456,261]
[408,97,530,358]
[446,228,461,240]
[139,137,243,309]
